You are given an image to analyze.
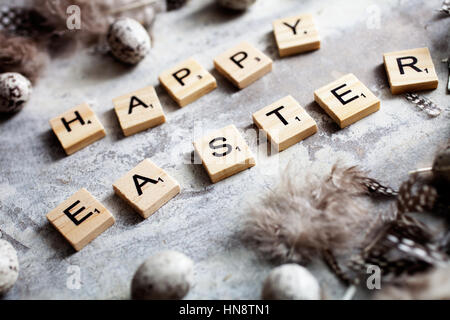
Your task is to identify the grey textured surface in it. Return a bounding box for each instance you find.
[0,0,449,300]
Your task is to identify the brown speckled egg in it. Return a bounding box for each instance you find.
[0,239,19,294]
[217,0,257,10]
[0,72,32,113]
[107,18,151,65]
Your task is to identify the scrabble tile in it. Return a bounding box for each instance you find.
[113,159,180,219]
[113,86,166,136]
[253,95,317,152]
[193,124,255,183]
[383,47,438,94]
[49,103,106,155]
[314,74,380,128]
[214,42,273,89]
[46,188,115,251]
[159,58,217,107]
[273,13,320,57]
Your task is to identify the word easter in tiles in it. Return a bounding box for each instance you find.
[45,10,441,251]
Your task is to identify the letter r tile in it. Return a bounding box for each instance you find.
[193,124,255,183]
[314,73,380,128]
[253,95,317,152]
[113,159,180,219]
[214,42,273,89]
[46,188,115,251]
[49,103,106,155]
[159,58,217,107]
[383,47,438,94]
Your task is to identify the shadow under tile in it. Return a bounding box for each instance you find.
[38,129,67,162]
[154,84,181,114]
[102,192,143,228]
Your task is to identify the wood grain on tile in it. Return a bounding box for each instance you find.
[193,125,255,183]
[46,188,115,251]
[253,95,317,152]
[113,86,166,136]
[214,42,272,89]
[383,47,438,94]
[49,103,106,155]
[159,58,217,107]
[314,73,380,128]
[273,13,320,57]
[113,159,180,219]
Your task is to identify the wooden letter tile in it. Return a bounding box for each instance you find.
[253,95,317,152]
[49,103,106,155]
[314,74,380,128]
[113,86,166,136]
[214,42,273,89]
[46,188,115,251]
[273,13,320,57]
[383,47,438,94]
[159,58,217,107]
[113,159,180,219]
[193,124,255,183]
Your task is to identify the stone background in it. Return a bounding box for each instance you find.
[0,0,449,299]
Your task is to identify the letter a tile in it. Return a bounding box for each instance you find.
[193,125,255,183]
[214,42,273,89]
[49,103,106,155]
[46,188,115,251]
[113,159,180,219]
[273,13,320,57]
[253,95,317,152]
[383,47,438,94]
[314,74,380,128]
[113,86,166,136]
[159,58,217,107]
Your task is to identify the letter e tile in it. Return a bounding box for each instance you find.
[314,74,380,128]
[46,188,115,251]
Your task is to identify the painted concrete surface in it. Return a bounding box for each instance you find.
[0,0,449,299]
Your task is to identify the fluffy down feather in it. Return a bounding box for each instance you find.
[0,32,47,83]
[243,164,372,264]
